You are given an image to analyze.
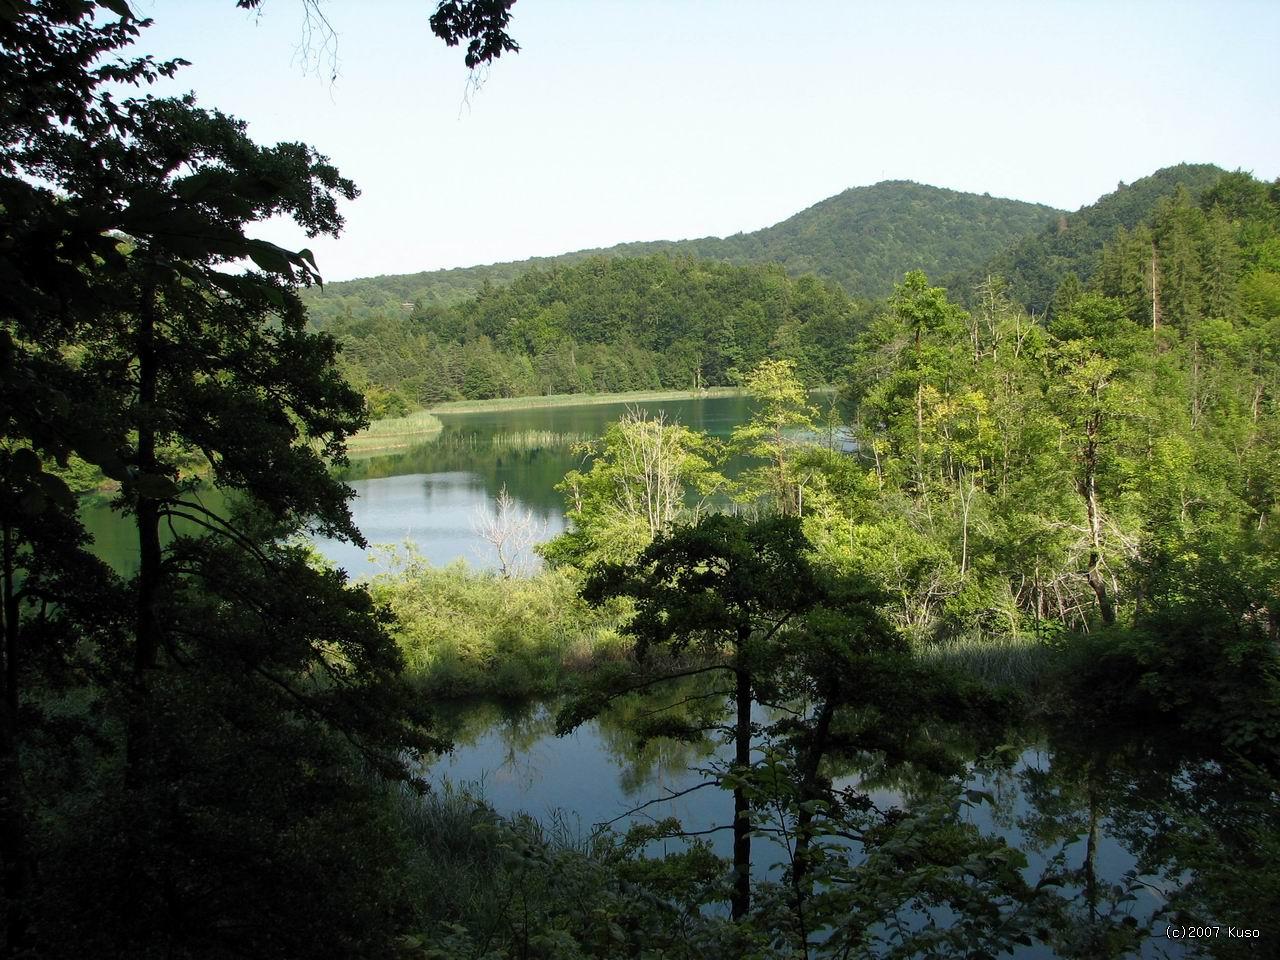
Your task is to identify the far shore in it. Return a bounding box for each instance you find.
[424,386,745,414]
[346,385,836,454]
[424,384,833,415]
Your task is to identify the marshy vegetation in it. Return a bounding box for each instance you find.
[346,410,445,455]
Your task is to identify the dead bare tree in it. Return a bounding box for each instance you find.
[472,484,543,577]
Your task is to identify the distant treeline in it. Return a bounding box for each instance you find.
[954,162,1228,313]
[326,255,868,415]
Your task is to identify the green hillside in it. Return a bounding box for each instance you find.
[330,255,867,411]
[954,163,1228,312]
[303,181,1061,324]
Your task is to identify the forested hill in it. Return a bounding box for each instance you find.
[331,256,867,411]
[303,181,1060,323]
[953,163,1228,313]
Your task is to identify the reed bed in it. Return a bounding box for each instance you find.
[346,410,444,455]
[437,429,592,452]
[916,632,1056,692]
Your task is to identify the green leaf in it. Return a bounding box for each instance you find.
[245,240,293,276]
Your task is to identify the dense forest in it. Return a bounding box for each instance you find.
[2,2,1278,959]
[327,255,867,412]
[953,162,1228,313]
[301,181,1061,322]
[323,163,1256,419]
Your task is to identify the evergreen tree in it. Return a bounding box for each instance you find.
[0,4,435,953]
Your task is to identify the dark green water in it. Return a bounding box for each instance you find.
[81,394,758,574]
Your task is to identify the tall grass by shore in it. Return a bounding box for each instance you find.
[915,633,1057,694]
[346,410,444,456]
[435,428,592,452]
[370,561,632,699]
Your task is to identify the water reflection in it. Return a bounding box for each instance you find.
[321,394,759,573]
[425,695,1280,957]
[81,394,759,574]
[311,471,568,573]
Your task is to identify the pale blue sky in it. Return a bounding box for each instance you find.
[133,0,1280,282]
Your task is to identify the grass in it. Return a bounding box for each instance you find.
[435,428,592,451]
[916,632,1057,693]
[426,387,747,414]
[369,560,632,699]
[346,410,444,456]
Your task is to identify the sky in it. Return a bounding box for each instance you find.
[132,0,1280,283]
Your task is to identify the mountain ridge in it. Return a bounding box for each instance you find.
[304,180,1063,325]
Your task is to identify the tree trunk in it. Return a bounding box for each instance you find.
[775,425,791,514]
[731,661,753,921]
[1082,417,1115,625]
[785,698,834,960]
[0,522,30,957]
[792,701,834,888]
[127,296,163,785]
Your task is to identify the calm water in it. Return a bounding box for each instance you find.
[82,394,760,574]
[325,393,759,571]
[433,698,1215,958]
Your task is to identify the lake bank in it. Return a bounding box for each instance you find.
[346,410,445,456]
[424,386,749,414]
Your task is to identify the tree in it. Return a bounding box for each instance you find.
[564,514,1019,950]
[731,359,818,513]
[472,484,543,577]
[233,0,521,73]
[568,515,842,920]
[545,409,725,567]
[1045,294,1146,625]
[0,3,435,953]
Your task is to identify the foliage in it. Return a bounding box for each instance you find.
[956,162,1228,314]
[0,4,435,955]
[317,254,866,404]
[544,408,727,568]
[730,359,818,512]
[394,784,739,960]
[824,173,1280,647]
[371,556,632,699]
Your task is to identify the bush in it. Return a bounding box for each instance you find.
[371,560,632,699]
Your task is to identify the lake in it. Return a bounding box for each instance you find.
[322,392,765,572]
[82,392,765,574]
[430,696,1220,958]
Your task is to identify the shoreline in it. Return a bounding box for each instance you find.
[425,386,747,415]
[424,384,834,416]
